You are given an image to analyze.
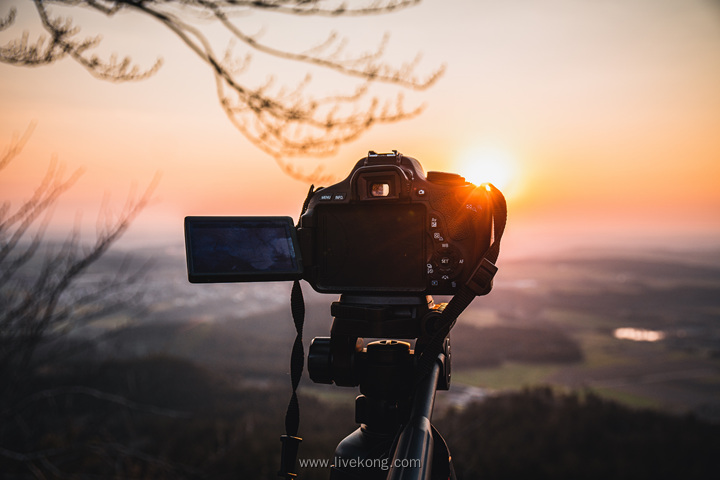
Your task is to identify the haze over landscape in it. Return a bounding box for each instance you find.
[1,0,719,478]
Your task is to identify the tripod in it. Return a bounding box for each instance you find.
[308,295,457,480]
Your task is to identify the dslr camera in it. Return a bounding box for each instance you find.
[185,150,505,479]
[185,150,494,295]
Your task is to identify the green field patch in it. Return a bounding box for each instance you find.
[542,308,658,369]
[586,386,662,410]
[300,385,356,406]
[166,321,214,352]
[542,308,616,329]
[85,314,133,330]
[453,363,562,390]
[579,332,670,369]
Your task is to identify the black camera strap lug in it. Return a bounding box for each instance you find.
[466,257,498,296]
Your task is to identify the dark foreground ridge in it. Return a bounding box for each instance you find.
[2,356,719,479]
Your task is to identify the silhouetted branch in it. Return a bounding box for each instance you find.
[194,0,423,17]
[0,0,162,80]
[0,126,159,381]
[0,1,444,177]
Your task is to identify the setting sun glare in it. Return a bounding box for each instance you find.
[455,147,520,198]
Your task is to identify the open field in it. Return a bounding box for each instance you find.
[447,249,720,419]
[70,244,720,420]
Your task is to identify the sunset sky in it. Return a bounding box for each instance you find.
[1,0,719,258]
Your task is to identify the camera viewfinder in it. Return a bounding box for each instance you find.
[371,183,390,197]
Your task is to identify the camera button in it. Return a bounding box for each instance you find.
[433,246,462,276]
[333,193,347,201]
[319,193,333,201]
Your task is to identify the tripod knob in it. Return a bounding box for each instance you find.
[308,337,332,384]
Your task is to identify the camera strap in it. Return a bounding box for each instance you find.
[278,280,305,479]
[415,183,507,385]
[279,186,316,479]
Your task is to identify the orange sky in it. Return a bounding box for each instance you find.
[2,0,719,257]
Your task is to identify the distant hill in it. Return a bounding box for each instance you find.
[62,245,720,419]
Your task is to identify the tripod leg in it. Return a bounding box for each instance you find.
[430,425,456,480]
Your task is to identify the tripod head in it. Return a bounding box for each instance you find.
[308,295,451,391]
[307,295,453,479]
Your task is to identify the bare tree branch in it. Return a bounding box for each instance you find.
[0,0,163,80]
[0,126,159,381]
[0,0,444,178]
[0,119,34,172]
[191,0,424,17]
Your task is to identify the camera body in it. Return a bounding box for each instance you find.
[297,150,492,295]
[185,150,493,295]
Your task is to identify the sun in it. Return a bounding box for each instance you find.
[456,147,520,196]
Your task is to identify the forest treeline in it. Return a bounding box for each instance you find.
[1,355,718,479]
